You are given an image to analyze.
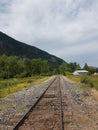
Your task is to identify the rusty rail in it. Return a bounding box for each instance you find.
[12,76,57,130]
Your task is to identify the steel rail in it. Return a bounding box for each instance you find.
[58,76,64,130]
[12,76,57,130]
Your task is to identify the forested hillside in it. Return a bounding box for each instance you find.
[0,32,87,79]
[0,32,65,68]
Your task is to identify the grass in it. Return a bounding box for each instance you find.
[89,75,98,90]
[67,75,98,90]
[0,76,50,98]
[67,75,80,83]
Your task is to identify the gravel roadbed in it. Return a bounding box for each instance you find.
[0,76,98,130]
[0,76,55,130]
[62,76,98,130]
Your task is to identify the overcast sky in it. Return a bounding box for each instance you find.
[0,0,98,67]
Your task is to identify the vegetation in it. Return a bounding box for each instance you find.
[0,76,49,98]
[67,75,98,90]
[0,55,98,99]
[80,75,94,87]
[1,32,98,98]
[0,32,65,68]
[89,76,98,90]
[1,32,98,76]
[83,63,97,74]
[0,54,52,98]
[58,62,81,75]
[0,55,50,79]
[0,54,83,98]
[0,55,83,79]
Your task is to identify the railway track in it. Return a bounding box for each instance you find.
[7,75,98,130]
[12,76,64,130]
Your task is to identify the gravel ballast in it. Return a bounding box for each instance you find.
[0,76,55,130]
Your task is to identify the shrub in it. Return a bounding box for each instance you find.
[0,71,9,79]
[80,75,94,88]
[80,75,89,84]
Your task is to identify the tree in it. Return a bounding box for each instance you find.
[0,55,50,78]
[0,55,19,78]
[40,60,49,74]
[83,63,89,70]
[68,62,81,72]
[59,63,67,75]
[88,67,95,74]
[0,54,7,71]
[2,56,19,78]
[96,68,98,73]
[32,59,49,75]
[23,58,32,76]
[83,63,96,74]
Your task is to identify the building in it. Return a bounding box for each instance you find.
[93,72,98,75]
[73,70,88,75]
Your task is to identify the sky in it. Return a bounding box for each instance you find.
[0,0,98,67]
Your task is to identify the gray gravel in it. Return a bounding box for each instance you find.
[0,76,98,130]
[61,76,98,130]
[0,76,55,130]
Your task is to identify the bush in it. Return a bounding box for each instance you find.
[80,75,89,84]
[80,75,94,88]
[0,71,9,79]
[15,72,28,78]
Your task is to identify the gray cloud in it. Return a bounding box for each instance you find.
[0,0,98,66]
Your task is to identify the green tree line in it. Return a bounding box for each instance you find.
[0,55,49,79]
[0,55,97,79]
[0,55,84,79]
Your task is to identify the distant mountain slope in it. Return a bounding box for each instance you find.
[0,32,66,67]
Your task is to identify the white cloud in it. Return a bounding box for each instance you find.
[0,0,98,66]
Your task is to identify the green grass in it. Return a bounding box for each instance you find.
[67,75,80,83]
[90,75,98,90]
[67,75,98,90]
[0,76,50,98]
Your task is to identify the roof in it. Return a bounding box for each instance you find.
[73,70,88,75]
[74,70,88,73]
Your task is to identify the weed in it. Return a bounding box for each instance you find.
[67,75,98,90]
[80,75,94,88]
[0,76,50,98]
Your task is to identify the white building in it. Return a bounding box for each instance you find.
[73,70,88,75]
[93,72,98,75]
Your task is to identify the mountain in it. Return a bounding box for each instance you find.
[89,66,98,69]
[0,32,66,68]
